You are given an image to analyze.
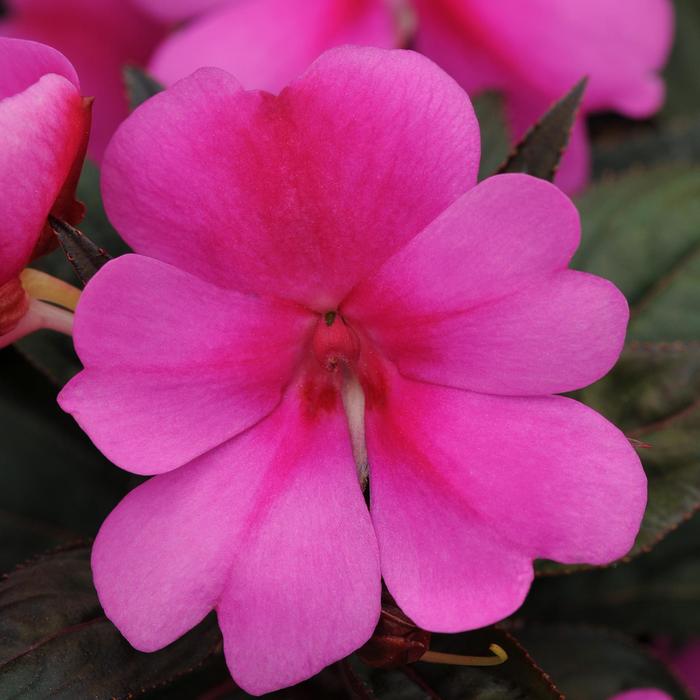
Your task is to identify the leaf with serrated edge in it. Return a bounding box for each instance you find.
[523,513,700,636]
[0,545,221,700]
[515,624,691,700]
[498,78,586,181]
[0,348,130,572]
[50,216,112,286]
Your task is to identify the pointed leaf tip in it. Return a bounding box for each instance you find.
[49,217,112,286]
[498,77,588,181]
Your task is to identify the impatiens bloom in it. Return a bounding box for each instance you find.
[415,0,674,192]
[59,48,646,695]
[0,0,165,160]
[0,37,89,348]
[140,0,405,93]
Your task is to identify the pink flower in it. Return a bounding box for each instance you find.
[415,0,674,192]
[59,47,646,695]
[0,0,165,161]
[140,0,403,94]
[611,692,673,700]
[0,37,90,347]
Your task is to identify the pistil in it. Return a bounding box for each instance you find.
[311,313,368,488]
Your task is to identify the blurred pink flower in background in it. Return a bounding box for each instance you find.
[0,38,89,347]
[415,0,674,192]
[139,0,672,192]
[142,0,403,94]
[59,47,646,694]
[670,641,700,697]
[0,0,673,192]
[0,0,165,161]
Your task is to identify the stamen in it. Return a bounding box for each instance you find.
[420,644,508,667]
[324,310,337,326]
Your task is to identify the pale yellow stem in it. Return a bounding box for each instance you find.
[0,299,73,348]
[20,268,81,311]
[420,644,508,667]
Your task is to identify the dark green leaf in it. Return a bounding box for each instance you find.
[145,662,347,699]
[593,118,700,177]
[123,65,164,111]
[498,78,586,181]
[0,348,130,571]
[523,513,700,636]
[0,545,222,700]
[574,165,700,341]
[344,627,563,700]
[50,216,112,286]
[14,331,81,387]
[474,91,510,180]
[515,625,691,700]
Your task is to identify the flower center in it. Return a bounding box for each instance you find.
[312,310,360,371]
[309,312,368,489]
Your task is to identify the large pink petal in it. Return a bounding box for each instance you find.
[149,0,397,93]
[0,67,86,284]
[368,371,645,630]
[345,175,579,319]
[346,175,625,395]
[102,47,479,309]
[218,397,380,695]
[436,0,673,117]
[365,270,627,396]
[92,437,264,652]
[1,0,164,161]
[93,390,379,695]
[59,255,314,474]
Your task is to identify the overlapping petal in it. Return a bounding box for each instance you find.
[93,389,380,693]
[0,35,78,97]
[368,371,645,630]
[0,42,87,284]
[149,0,397,93]
[1,0,164,160]
[102,47,480,309]
[59,255,315,474]
[218,396,380,695]
[346,175,626,395]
